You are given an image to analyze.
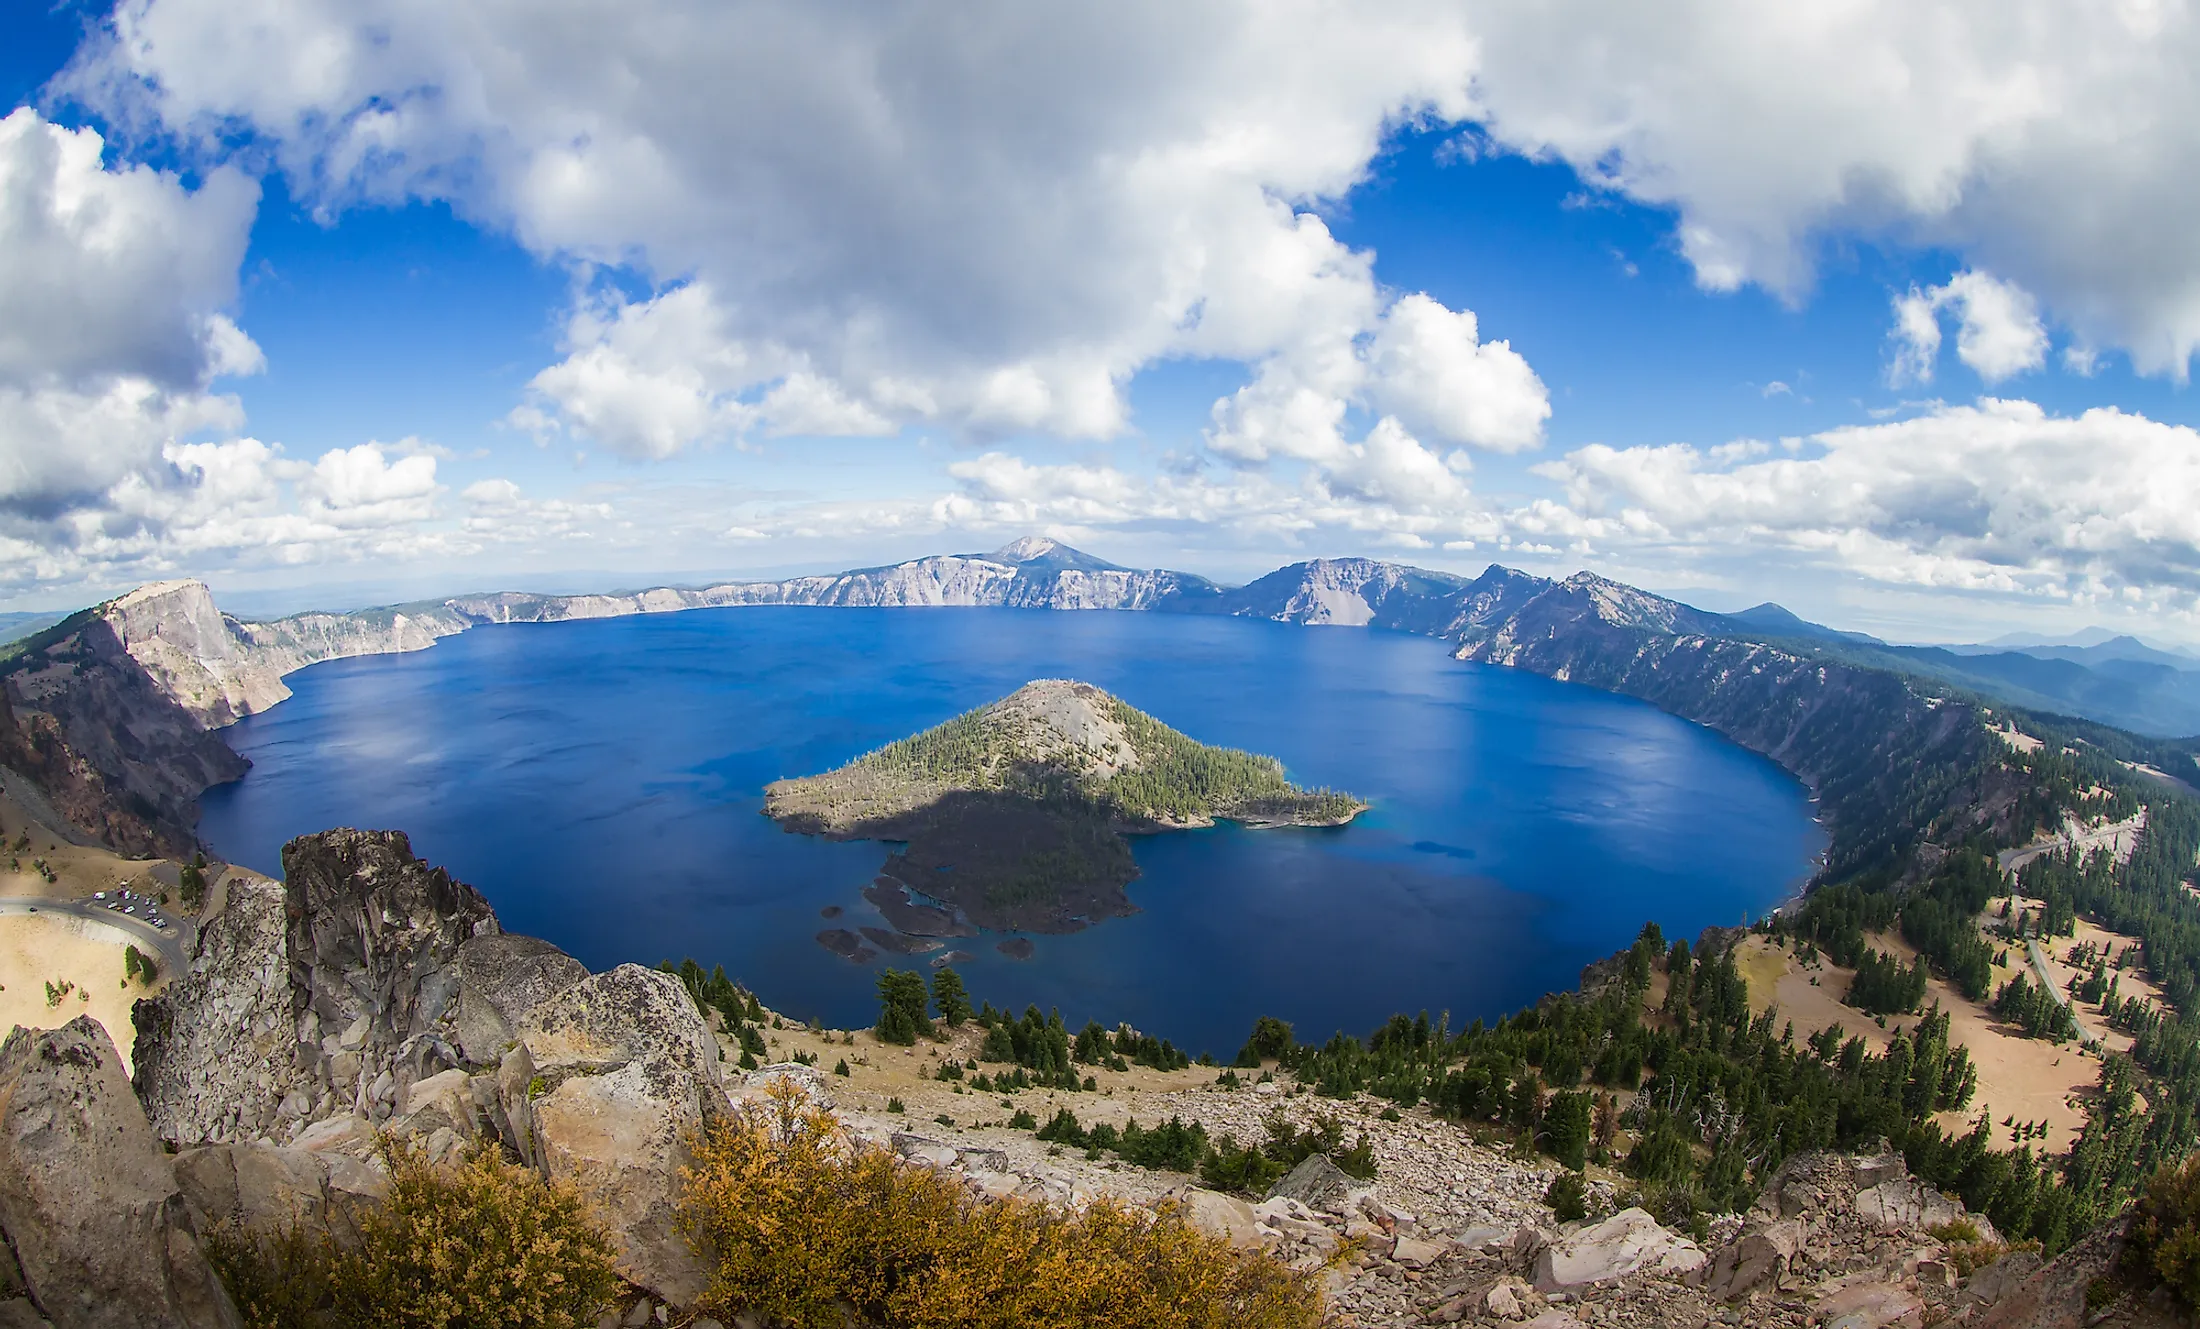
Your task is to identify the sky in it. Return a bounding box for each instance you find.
[4,1,2200,643]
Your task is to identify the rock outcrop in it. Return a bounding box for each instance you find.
[0,1018,238,1328]
[135,830,505,1147]
[1531,1207,1708,1292]
[0,609,245,855]
[451,932,589,1065]
[496,964,730,1304]
[171,1142,390,1253]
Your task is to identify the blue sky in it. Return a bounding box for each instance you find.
[5,2,2200,643]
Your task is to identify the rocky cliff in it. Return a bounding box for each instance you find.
[1447,569,2001,879]
[132,829,501,1148]
[0,607,246,855]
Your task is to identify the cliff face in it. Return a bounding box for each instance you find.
[1449,572,1995,878]
[100,580,469,727]
[132,829,503,1148]
[1205,558,1473,631]
[0,608,246,855]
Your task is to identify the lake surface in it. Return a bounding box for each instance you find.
[199,607,1825,1054]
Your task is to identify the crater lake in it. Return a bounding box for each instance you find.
[198,606,1826,1053]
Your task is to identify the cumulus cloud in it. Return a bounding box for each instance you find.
[69,0,1560,472]
[1529,398,2200,605]
[1457,2,2200,373]
[0,108,261,523]
[1888,270,2049,385]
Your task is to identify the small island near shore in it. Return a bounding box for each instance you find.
[767,678,1364,942]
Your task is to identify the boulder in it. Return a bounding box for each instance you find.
[1531,1207,1708,1293]
[892,1134,958,1170]
[1173,1188,1265,1249]
[1963,1248,2044,1309]
[1815,1281,1923,1329]
[451,933,587,1066]
[172,1141,389,1251]
[500,964,730,1306]
[1854,1177,1964,1232]
[738,1063,834,1110]
[1266,1153,1356,1210]
[1697,1218,1802,1300]
[0,1018,239,1328]
[1391,1234,1442,1268]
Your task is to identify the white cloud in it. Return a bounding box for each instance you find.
[1529,398,2200,606]
[1457,3,2200,374]
[71,0,1556,466]
[0,109,262,519]
[1889,270,2049,385]
[1365,295,1548,452]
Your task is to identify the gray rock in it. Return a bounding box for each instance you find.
[1531,1208,1708,1293]
[172,1141,389,1252]
[500,964,730,1306]
[1266,1153,1356,1210]
[452,933,587,1066]
[1697,1218,1801,1300]
[135,830,501,1148]
[0,1018,239,1328]
[1853,1176,1963,1232]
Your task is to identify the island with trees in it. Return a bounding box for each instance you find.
[766,678,1364,936]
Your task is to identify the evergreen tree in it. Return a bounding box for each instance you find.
[930,967,973,1026]
[875,969,930,1046]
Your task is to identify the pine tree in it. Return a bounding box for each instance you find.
[874,969,930,1046]
[930,967,973,1026]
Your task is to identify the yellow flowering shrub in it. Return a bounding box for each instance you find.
[679,1084,1328,1329]
[207,1142,621,1329]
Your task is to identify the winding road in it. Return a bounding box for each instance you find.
[0,897,187,976]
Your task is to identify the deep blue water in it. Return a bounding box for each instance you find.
[198,608,1825,1054]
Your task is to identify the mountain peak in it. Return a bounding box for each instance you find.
[988,535,1063,563]
[978,536,1125,573]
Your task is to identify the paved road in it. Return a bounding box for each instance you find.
[2025,938,2072,1009]
[0,897,186,976]
[1998,809,2148,877]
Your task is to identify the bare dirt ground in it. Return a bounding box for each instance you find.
[0,912,165,1074]
[1733,920,2142,1154]
[0,786,182,1073]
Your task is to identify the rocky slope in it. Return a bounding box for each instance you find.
[17,827,2128,1327]
[0,605,245,856]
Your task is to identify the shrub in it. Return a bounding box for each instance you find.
[202,1220,333,1329]
[2130,1155,2200,1306]
[1545,1172,1588,1223]
[203,1144,619,1329]
[331,1144,620,1329]
[678,1085,1324,1329]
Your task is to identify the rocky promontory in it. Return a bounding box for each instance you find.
[766,679,1363,934]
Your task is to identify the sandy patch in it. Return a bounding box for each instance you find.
[0,912,165,1074]
[1735,932,2106,1153]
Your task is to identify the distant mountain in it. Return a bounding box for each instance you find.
[1718,602,1884,646]
[28,535,2198,880]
